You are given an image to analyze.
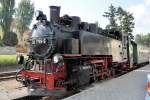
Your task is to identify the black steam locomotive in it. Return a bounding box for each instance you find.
[16,6,149,96]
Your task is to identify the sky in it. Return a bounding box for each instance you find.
[15,0,150,35]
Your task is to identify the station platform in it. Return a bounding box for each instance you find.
[64,64,150,100]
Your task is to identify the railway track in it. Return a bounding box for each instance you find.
[14,96,60,100]
[0,71,17,81]
[14,90,79,100]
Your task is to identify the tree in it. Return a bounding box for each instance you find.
[135,34,142,44]
[103,4,118,30]
[135,33,150,46]
[15,0,34,45]
[116,7,126,31]
[0,0,15,44]
[117,9,134,35]
[103,5,135,36]
[3,31,18,46]
[116,7,134,36]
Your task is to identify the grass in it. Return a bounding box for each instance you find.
[0,55,28,65]
[0,55,17,65]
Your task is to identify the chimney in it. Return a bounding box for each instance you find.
[49,6,60,23]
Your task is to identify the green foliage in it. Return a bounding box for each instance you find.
[103,5,135,36]
[122,13,134,35]
[103,4,118,30]
[3,31,18,46]
[135,33,150,47]
[15,0,34,35]
[0,6,2,20]
[0,37,4,46]
[0,33,3,46]
[0,26,2,37]
[0,0,15,36]
[116,7,134,35]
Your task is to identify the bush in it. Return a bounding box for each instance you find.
[0,40,5,47]
[0,36,5,47]
[3,31,18,46]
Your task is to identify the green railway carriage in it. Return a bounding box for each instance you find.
[137,45,149,64]
[130,41,149,66]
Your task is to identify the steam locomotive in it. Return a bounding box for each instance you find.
[16,6,149,96]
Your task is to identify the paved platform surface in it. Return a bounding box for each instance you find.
[64,65,150,100]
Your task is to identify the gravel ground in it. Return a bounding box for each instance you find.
[0,46,16,55]
[0,79,28,100]
[64,64,150,100]
[0,65,20,73]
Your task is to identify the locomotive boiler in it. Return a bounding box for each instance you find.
[16,6,148,96]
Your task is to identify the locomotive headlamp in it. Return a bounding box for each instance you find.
[16,54,24,65]
[35,10,43,17]
[53,56,59,64]
[35,10,40,17]
[35,10,47,20]
[52,54,64,66]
